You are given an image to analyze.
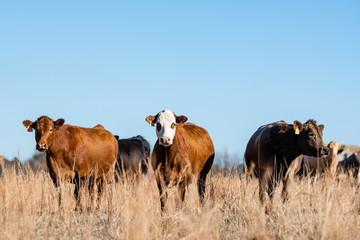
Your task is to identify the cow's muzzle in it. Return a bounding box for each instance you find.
[160,137,172,147]
[36,142,47,152]
[320,147,329,156]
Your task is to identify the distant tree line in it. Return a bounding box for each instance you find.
[0,153,47,175]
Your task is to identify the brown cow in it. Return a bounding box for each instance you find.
[302,141,342,176]
[23,116,118,206]
[146,109,215,210]
[245,120,328,203]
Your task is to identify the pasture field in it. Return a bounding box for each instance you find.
[0,166,360,240]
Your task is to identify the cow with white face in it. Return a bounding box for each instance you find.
[153,109,186,147]
[146,109,215,211]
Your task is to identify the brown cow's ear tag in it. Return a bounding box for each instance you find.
[295,127,300,135]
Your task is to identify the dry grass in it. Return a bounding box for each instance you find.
[0,167,360,240]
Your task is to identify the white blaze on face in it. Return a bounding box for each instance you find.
[156,109,176,147]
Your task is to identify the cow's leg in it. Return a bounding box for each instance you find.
[178,178,187,207]
[198,174,207,204]
[47,156,62,207]
[74,174,83,210]
[50,176,61,207]
[173,178,188,210]
[87,177,96,209]
[96,178,105,209]
[282,155,302,201]
[114,160,121,183]
[259,166,272,204]
[259,172,268,204]
[155,171,168,212]
[157,180,168,212]
[141,158,148,174]
[198,153,214,204]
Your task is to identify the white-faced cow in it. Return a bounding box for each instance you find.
[23,116,118,207]
[245,120,329,203]
[146,109,215,211]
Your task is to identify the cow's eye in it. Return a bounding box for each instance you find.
[49,128,53,132]
[171,123,176,129]
[156,123,161,132]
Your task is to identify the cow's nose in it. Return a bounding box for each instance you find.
[161,137,171,145]
[321,147,329,156]
[37,142,47,150]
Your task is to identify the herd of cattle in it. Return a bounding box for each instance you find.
[19,109,360,209]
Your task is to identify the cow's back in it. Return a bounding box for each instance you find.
[151,122,214,176]
[117,136,149,173]
[49,124,118,179]
[179,123,215,174]
[338,153,359,171]
[302,155,326,175]
[245,125,267,176]
[245,121,287,176]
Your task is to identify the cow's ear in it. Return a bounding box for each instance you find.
[54,118,65,129]
[176,115,188,124]
[146,115,157,127]
[318,124,325,132]
[23,120,35,132]
[293,120,302,135]
[338,142,343,148]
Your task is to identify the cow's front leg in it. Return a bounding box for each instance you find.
[175,178,188,209]
[50,177,62,207]
[282,155,302,201]
[73,174,83,211]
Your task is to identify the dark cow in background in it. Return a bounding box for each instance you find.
[146,109,215,211]
[245,120,328,203]
[23,116,118,207]
[337,151,360,181]
[114,135,150,178]
[0,156,21,176]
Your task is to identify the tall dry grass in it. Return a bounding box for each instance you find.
[0,166,359,240]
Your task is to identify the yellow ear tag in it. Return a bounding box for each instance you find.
[295,127,300,135]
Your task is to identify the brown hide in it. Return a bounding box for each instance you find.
[46,124,118,181]
[302,141,342,176]
[151,122,215,210]
[23,116,118,204]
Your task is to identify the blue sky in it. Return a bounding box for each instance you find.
[0,1,359,162]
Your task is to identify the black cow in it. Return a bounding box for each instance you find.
[337,152,360,180]
[114,135,150,178]
[245,120,328,203]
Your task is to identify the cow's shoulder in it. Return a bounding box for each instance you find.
[254,121,290,148]
[258,120,287,131]
[182,122,209,135]
[93,124,104,129]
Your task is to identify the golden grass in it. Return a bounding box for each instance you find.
[0,167,360,240]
